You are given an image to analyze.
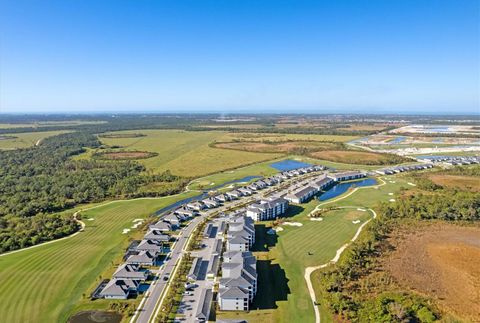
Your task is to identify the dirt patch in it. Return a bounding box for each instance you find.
[383,224,480,321]
[99,133,145,139]
[429,174,480,192]
[94,150,157,160]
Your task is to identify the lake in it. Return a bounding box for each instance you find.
[318,178,377,201]
[270,159,312,171]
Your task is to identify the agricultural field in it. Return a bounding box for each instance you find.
[0,120,106,129]
[0,192,197,323]
[218,175,411,323]
[96,130,283,177]
[0,130,69,149]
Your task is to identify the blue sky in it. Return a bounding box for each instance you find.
[0,0,479,114]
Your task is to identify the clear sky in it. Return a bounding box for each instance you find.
[0,0,479,114]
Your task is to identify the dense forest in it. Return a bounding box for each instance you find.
[313,171,479,322]
[0,131,186,253]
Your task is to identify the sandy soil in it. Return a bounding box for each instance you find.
[383,224,480,321]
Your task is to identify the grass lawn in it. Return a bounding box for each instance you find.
[0,130,69,149]
[217,175,412,323]
[0,192,197,323]
[97,129,283,177]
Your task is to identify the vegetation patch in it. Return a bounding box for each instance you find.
[93,150,158,160]
[213,140,342,154]
[0,135,17,140]
[309,150,410,165]
[99,133,146,139]
[428,174,480,192]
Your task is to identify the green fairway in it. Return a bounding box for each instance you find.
[97,129,283,177]
[0,192,197,323]
[0,130,69,149]
[217,175,411,323]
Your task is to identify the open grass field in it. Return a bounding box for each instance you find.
[213,140,340,153]
[218,175,412,323]
[97,130,283,177]
[223,132,359,143]
[0,130,69,149]
[0,192,197,323]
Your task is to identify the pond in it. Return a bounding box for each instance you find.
[68,311,122,323]
[270,159,312,171]
[318,178,377,201]
[389,136,406,144]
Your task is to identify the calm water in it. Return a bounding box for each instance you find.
[270,159,312,171]
[318,178,377,201]
[389,136,406,144]
[68,311,122,323]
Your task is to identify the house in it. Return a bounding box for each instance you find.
[163,213,182,228]
[144,229,170,242]
[311,175,334,190]
[187,201,205,211]
[328,171,366,182]
[226,190,242,199]
[126,251,156,266]
[214,194,230,203]
[100,278,140,299]
[212,238,223,255]
[112,264,148,280]
[195,288,213,322]
[285,185,317,204]
[238,187,253,196]
[202,198,219,208]
[174,208,197,218]
[246,196,289,221]
[136,239,164,254]
[149,221,172,232]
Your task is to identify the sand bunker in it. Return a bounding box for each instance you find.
[352,220,361,224]
[283,222,303,227]
[274,227,284,232]
[357,208,366,212]
[310,218,323,222]
[407,182,416,186]
[87,218,95,221]
[122,229,131,234]
[389,199,396,202]
[388,193,394,196]
[132,218,144,222]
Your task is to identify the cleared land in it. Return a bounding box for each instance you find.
[382,224,480,322]
[0,130,69,149]
[0,192,197,323]
[94,150,157,160]
[428,174,480,191]
[97,130,283,177]
[218,176,410,323]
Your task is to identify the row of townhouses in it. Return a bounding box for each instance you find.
[376,163,434,175]
[219,215,258,311]
[284,174,335,203]
[415,155,479,166]
[99,214,186,299]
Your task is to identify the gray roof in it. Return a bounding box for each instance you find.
[219,286,249,299]
[195,288,213,320]
[144,229,170,242]
[136,239,163,252]
[113,264,147,280]
[100,278,139,297]
[126,251,155,265]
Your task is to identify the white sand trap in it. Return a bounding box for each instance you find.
[389,199,396,202]
[391,181,396,183]
[283,222,303,227]
[132,218,144,222]
[352,220,361,224]
[131,222,143,229]
[407,182,416,186]
[122,229,131,234]
[210,182,215,186]
[357,208,366,212]
[228,171,234,173]
[227,185,234,189]
[388,193,394,196]
[87,218,95,221]
[310,218,323,222]
[274,227,284,232]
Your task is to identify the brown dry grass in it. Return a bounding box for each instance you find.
[428,174,480,192]
[309,150,394,164]
[100,151,154,159]
[214,140,338,153]
[383,224,480,321]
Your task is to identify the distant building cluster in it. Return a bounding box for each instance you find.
[375,163,433,175]
[415,155,480,166]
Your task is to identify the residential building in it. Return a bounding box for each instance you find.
[328,171,366,182]
[126,251,156,266]
[246,196,289,221]
[100,278,140,299]
[112,264,148,280]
